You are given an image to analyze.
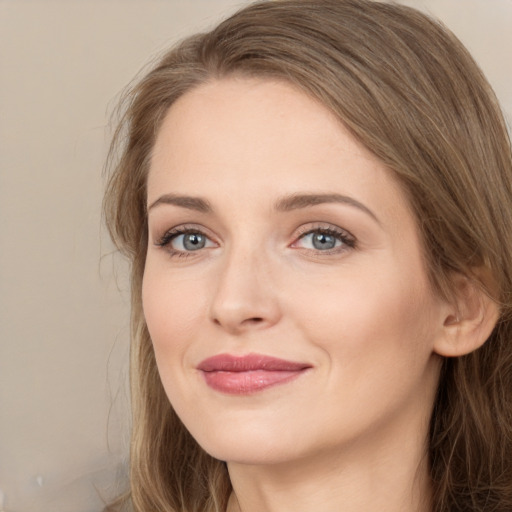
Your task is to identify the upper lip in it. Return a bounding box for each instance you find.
[197,353,312,372]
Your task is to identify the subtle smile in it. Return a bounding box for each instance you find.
[197,353,312,394]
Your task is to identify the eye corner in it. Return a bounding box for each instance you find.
[291,223,356,254]
[152,224,219,258]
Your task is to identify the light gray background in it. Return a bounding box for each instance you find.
[1,1,511,511]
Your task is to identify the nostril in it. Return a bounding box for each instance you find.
[212,315,266,331]
[246,317,264,323]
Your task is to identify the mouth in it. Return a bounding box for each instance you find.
[197,353,312,395]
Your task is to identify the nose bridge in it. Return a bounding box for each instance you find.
[209,235,280,332]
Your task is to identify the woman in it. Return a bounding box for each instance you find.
[104,0,512,510]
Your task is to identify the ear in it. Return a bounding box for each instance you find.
[433,273,500,357]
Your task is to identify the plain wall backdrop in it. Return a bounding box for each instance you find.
[0,1,511,511]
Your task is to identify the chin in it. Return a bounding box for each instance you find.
[188,419,304,466]
[204,442,296,466]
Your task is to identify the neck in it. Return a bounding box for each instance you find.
[226,409,433,512]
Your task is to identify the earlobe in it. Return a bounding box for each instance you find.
[433,274,500,358]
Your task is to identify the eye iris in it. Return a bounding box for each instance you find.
[183,233,205,250]
[312,232,336,250]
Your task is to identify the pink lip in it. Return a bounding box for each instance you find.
[197,353,312,394]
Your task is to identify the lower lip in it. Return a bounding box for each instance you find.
[201,369,306,394]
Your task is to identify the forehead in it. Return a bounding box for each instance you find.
[148,77,411,229]
[151,77,348,166]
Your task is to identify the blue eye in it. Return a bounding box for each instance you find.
[156,228,216,255]
[305,232,340,250]
[294,227,354,252]
[173,232,208,251]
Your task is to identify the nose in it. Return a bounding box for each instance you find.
[209,246,282,335]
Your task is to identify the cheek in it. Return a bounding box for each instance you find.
[288,266,440,430]
[142,265,208,358]
[288,261,438,371]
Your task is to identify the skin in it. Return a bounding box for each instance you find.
[143,77,454,512]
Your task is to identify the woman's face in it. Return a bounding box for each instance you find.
[143,78,446,466]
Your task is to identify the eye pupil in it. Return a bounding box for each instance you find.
[183,233,205,250]
[312,233,336,250]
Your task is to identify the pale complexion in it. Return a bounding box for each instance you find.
[143,77,456,512]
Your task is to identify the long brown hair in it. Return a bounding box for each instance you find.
[104,1,512,510]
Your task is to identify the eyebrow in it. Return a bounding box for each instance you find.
[275,193,380,223]
[148,193,212,213]
[148,192,379,223]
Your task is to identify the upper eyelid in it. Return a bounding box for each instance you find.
[152,221,355,246]
[294,223,354,239]
[154,227,218,257]
[154,224,215,243]
[291,223,357,250]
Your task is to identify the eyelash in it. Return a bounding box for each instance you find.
[293,225,356,254]
[154,224,356,258]
[154,226,212,258]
